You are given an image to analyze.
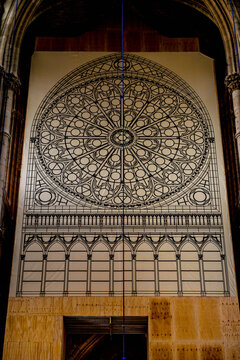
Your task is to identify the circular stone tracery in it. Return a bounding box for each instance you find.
[34,54,210,208]
[110,129,135,147]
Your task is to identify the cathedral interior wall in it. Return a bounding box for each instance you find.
[1,7,239,357]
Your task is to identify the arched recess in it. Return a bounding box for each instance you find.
[68,242,88,294]
[180,242,201,294]
[136,242,155,295]
[0,0,240,353]
[21,242,43,294]
[45,242,65,294]
[0,1,238,76]
[91,242,110,295]
[158,242,178,294]
[202,242,225,294]
[113,241,132,295]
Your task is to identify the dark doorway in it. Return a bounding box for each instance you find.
[64,316,148,360]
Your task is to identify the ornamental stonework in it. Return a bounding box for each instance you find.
[225,72,240,93]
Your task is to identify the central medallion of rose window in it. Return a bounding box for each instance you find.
[35,55,209,208]
[110,129,135,148]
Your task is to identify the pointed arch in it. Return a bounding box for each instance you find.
[202,242,224,294]
[201,237,222,252]
[68,241,88,294]
[180,242,201,294]
[68,235,89,252]
[22,242,43,294]
[135,235,155,252]
[113,241,132,295]
[45,242,65,294]
[136,242,155,295]
[24,238,44,254]
[158,242,178,294]
[47,241,66,260]
[0,0,238,75]
[91,242,110,295]
[157,236,178,252]
[179,238,200,253]
[91,236,111,253]
[112,236,134,253]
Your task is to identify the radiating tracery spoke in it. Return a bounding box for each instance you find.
[35,57,209,208]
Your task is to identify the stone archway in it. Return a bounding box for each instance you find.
[0,0,240,357]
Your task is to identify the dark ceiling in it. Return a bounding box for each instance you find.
[22,0,225,75]
[32,0,216,39]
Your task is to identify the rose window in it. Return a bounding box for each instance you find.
[35,55,209,208]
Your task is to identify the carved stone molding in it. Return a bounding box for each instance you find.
[225,72,240,93]
[0,66,21,91]
[4,72,21,91]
